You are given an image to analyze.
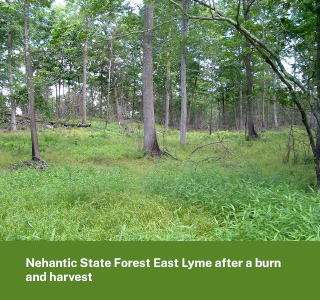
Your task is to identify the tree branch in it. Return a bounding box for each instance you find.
[190,140,229,155]
[247,0,258,13]
[236,0,241,24]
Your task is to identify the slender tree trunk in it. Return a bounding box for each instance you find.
[114,80,123,124]
[209,102,213,135]
[239,87,243,130]
[165,29,171,130]
[99,70,103,118]
[67,77,71,120]
[7,0,16,131]
[221,88,226,129]
[106,42,113,125]
[243,0,258,138]
[24,0,40,161]
[171,88,175,127]
[132,77,136,118]
[82,35,88,125]
[57,79,61,118]
[165,61,171,130]
[180,0,190,144]
[273,102,279,129]
[262,68,266,131]
[187,64,200,125]
[142,4,161,156]
[273,72,279,129]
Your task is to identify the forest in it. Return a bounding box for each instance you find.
[0,0,320,241]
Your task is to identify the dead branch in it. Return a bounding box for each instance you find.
[163,150,182,161]
[190,140,229,155]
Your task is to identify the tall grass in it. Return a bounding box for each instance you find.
[0,122,318,240]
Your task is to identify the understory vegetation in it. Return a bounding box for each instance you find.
[0,121,319,241]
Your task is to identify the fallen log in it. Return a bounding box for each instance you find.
[49,121,63,126]
[77,123,91,128]
[63,122,78,127]
[62,122,91,128]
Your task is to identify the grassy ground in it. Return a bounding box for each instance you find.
[0,120,319,241]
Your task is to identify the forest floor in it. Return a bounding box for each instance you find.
[0,120,319,241]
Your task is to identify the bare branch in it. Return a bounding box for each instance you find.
[190,140,229,155]
[163,151,182,161]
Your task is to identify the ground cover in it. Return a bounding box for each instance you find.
[0,121,318,240]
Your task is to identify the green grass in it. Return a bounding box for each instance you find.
[0,122,319,240]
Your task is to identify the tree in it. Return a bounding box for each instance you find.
[82,25,88,125]
[142,3,162,157]
[24,0,40,161]
[180,0,190,144]
[242,0,258,138]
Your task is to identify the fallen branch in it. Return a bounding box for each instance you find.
[163,151,182,161]
[190,140,229,155]
[63,122,91,128]
[77,123,91,128]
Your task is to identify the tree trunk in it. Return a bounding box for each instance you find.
[239,87,244,130]
[209,102,213,135]
[171,88,176,128]
[165,61,171,130]
[315,0,320,187]
[57,79,61,118]
[180,0,190,144]
[99,70,103,118]
[7,0,16,131]
[114,80,123,124]
[24,0,40,161]
[221,87,226,129]
[261,68,266,131]
[67,77,71,120]
[273,72,279,129]
[142,4,161,156]
[243,0,258,138]
[164,29,171,130]
[106,42,113,126]
[82,35,88,125]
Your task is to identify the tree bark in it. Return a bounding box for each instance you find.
[24,0,40,161]
[142,4,161,156]
[272,72,279,129]
[180,0,190,144]
[239,87,244,130]
[82,33,88,125]
[99,70,103,118]
[106,42,113,126]
[165,61,171,130]
[315,0,320,187]
[165,29,171,130]
[243,0,258,138]
[57,79,61,118]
